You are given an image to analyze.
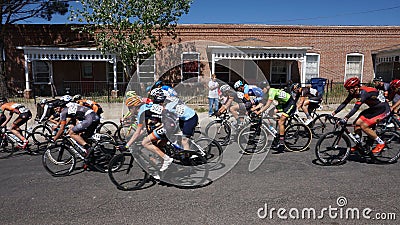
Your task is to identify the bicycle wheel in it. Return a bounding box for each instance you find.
[96,121,119,138]
[91,141,117,172]
[32,125,52,141]
[237,124,269,154]
[372,130,400,163]
[116,124,136,143]
[309,114,336,138]
[205,120,231,145]
[0,135,16,159]
[179,150,208,166]
[27,132,50,153]
[192,138,223,163]
[42,142,76,177]
[315,131,351,165]
[108,152,149,191]
[284,123,312,152]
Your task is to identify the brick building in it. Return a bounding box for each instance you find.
[5,24,400,97]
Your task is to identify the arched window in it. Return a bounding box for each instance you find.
[33,61,51,84]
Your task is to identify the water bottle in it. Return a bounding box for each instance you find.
[269,125,277,135]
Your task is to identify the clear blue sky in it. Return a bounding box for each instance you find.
[28,0,400,26]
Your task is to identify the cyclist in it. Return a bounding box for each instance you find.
[252,81,297,149]
[292,83,322,125]
[72,94,103,116]
[389,79,400,112]
[0,97,32,149]
[373,76,390,102]
[164,92,198,151]
[331,77,390,154]
[37,98,60,123]
[150,80,178,97]
[233,80,264,105]
[217,84,247,127]
[52,95,101,156]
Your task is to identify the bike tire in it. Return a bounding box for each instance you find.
[309,114,336,138]
[205,120,231,146]
[96,121,119,138]
[42,142,76,177]
[0,135,16,159]
[108,152,149,191]
[32,125,52,141]
[236,124,269,154]
[371,130,400,164]
[193,138,223,163]
[284,123,312,152]
[315,131,351,165]
[116,125,135,143]
[89,134,118,172]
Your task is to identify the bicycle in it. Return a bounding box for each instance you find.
[108,131,222,190]
[95,119,119,139]
[315,116,400,165]
[376,112,400,133]
[42,132,118,177]
[204,112,247,146]
[237,113,312,154]
[0,123,49,159]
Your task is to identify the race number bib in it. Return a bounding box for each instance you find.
[377,93,386,103]
[309,88,318,96]
[68,104,78,114]
[176,104,185,117]
[237,92,244,99]
[18,107,29,113]
[150,104,163,114]
[278,90,286,99]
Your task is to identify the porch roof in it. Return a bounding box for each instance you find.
[16,46,116,62]
[372,44,400,64]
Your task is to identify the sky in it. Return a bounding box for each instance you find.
[25,0,400,26]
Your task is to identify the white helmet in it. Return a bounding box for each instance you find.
[220,84,231,92]
[60,95,72,102]
[234,80,243,89]
[39,98,47,104]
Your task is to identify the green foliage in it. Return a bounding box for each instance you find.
[69,0,192,77]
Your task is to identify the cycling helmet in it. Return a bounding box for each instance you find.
[39,98,47,104]
[125,91,137,98]
[154,81,163,88]
[125,96,142,107]
[344,77,361,90]
[373,76,383,82]
[145,86,152,93]
[290,83,300,91]
[150,88,166,104]
[0,97,7,104]
[72,94,82,101]
[220,84,231,92]
[60,95,72,102]
[258,80,270,89]
[234,80,244,89]
[390,79,400,89]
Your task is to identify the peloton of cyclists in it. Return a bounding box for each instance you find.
[331,77,390,154]
[291,83,322,125]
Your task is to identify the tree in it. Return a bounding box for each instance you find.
[1,0,70,96]
[69,0,192,81]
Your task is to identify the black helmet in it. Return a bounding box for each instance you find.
[0,97,7,103]
[373,77,383,82]
[72,94,82,101]
[258,80,270,89]
[150,88,166,104]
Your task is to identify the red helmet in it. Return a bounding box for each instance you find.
[390,79,400,89]
[344,77,360,90]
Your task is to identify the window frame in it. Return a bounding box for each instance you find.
[345,53,364,82]
[181,52,200,82]
[32,61,51,84]
[270,60,288,85]
[305,53,320,83]
[81,62,93,79]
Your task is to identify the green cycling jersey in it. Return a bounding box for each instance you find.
[266,88,291,104]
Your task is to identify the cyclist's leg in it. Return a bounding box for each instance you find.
[179,114,199,150]
[141,130,172,171]
[12,112,30,142]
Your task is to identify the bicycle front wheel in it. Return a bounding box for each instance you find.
[42,143,76,177]
[372,130,400,163]
[284,123,312,152]
[309,114,336,138]
[192,138,223,164]
[315,131,351,165]
[108,153,149,191]
[0,135,16,159]
[205,120,231,145]
[237,124,269,154]
[96,121,119,138]
[32,125,52,141]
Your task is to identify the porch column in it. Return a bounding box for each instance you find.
[300,56,307,85]
[211,53,216,77]
[111,57,118,98]
[23,55,32,98]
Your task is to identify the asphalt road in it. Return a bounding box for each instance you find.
[0,116,399,225]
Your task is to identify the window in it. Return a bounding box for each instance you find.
[138,54,155,83]
[32,61,51,84]
[81,62,93,78]
[107,61,124,83]
[270,61,287,85]
[305,54,320,83]
[181,52,199,82]
[345,54,363,81]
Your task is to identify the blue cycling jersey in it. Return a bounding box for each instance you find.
[161,85,177,97]
[136,103,152,125]
[164,97,195,121]
[243,84,264,102]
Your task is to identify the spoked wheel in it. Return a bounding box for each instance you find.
[42,143,76,176]
[32,125,52,142]
[96,121,119,139]
[0,135,16,159]
[108,153,149,191]
[309,114,336,138]
[315,131,351,165]
[116,125,136,143]
[192,138,223,164]
[27,132,51,153]
[89,134,118,172]
[237,124,269,154]
[371,130,400,164]
[284,123,312,152]
[205,120,231,146]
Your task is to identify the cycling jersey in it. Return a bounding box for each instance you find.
[334,86,389,119]
[164,97,196,121]
[266,88,291,105]
[136,103,153,127]
[144,103,166,139]
[243,84,264,102]
[1,102,31,114]
[77,99,103,115]
[161,85,178,97]
[59,104,100,136]
[38,99,59,122]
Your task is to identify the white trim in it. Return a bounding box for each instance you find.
[304,53,320,83]
[345,53,364,82]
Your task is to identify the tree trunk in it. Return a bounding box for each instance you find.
[0,38,9,97]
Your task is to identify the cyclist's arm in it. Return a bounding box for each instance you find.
[126,124,144,148]
[39,104,49,122]
[391,100,400,111]
[2,111,13,127]
[219,96,233,113]
[257,99,273,115]
[332,95,352,115]
[53,121,66,141]
[344,92,368,119]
